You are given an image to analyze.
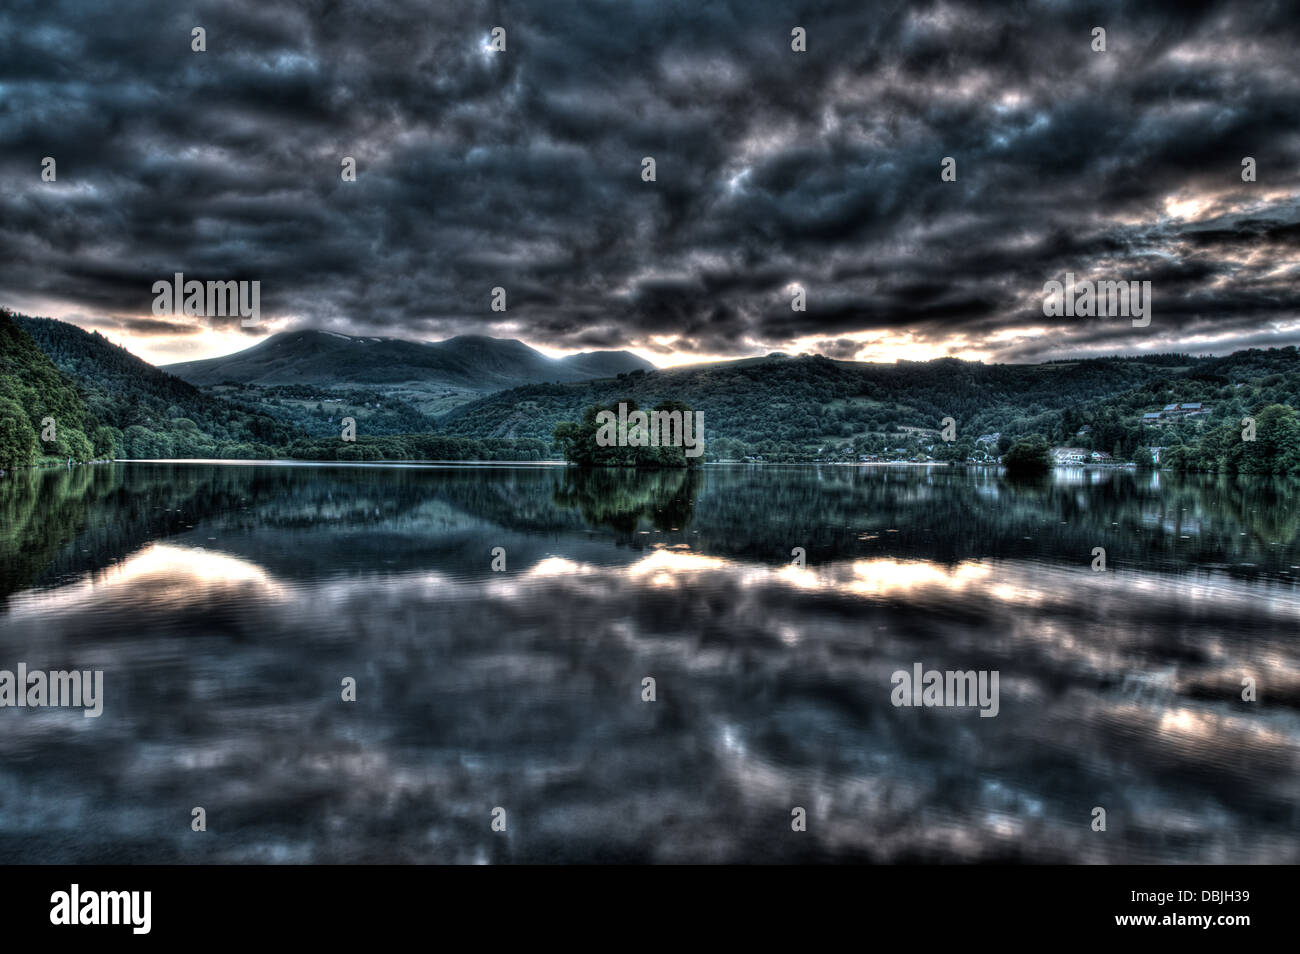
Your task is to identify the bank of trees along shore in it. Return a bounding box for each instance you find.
[1159,404,1300,475]
[4,308,296,467]
[1001,436,1053,475]
[448,348,1300,472]
[6,306,1300,475]
[283,434,549,461]
[3,310,555,467]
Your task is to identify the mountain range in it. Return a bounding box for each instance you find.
[5,308,1300,470]
[163,330,655,391]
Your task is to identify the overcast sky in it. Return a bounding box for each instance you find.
[2,0,1298,367]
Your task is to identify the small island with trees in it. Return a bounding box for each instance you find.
[553,400,703,469]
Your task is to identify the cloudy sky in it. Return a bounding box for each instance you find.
[2,0,1298,367]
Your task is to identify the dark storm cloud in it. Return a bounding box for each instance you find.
[1,0,1298,361]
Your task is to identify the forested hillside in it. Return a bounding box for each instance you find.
[440,352,1200,457]
[205,382,445,438]
[8,308,1300,472]
[3,312,554,463]
[13,313,296,458]
[0,308,100,467]
[1067,347,1300,474]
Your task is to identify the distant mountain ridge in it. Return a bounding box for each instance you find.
[437,347,1300,462]
[163,329,655,390]
[10,309,1300,470]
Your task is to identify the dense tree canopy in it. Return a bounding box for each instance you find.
[554,400,704,468]
[0,309,95,467]
[1002,435,1052,475]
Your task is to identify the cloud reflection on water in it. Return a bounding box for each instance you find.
[3,528,1296,863]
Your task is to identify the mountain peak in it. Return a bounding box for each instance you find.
[163,328,655,390]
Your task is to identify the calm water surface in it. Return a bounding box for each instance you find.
[1,461,1297,863]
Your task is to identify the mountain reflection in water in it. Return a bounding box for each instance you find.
[1,462,1297,863]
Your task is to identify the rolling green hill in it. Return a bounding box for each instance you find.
[0,308,99,467]
[1061,347,1300,473]
[11,312,297,459]
[8,307,1300,472]
[437,351,1208,456]
[163,329,657,421]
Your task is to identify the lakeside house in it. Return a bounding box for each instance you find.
[1142,402,1211,425]
[1052,447,1089,464]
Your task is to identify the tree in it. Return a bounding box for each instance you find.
[0,399,37,468]
[55,427,94,462]
[554,400,703,468]
[1002,434,1052,475]
[1227,404,1300,474]
[1160,445,1190,471]
[92,425,123,459]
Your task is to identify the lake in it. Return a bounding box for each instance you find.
[1,461,1297,863]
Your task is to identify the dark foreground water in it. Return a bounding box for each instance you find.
[1,461,1297,863]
